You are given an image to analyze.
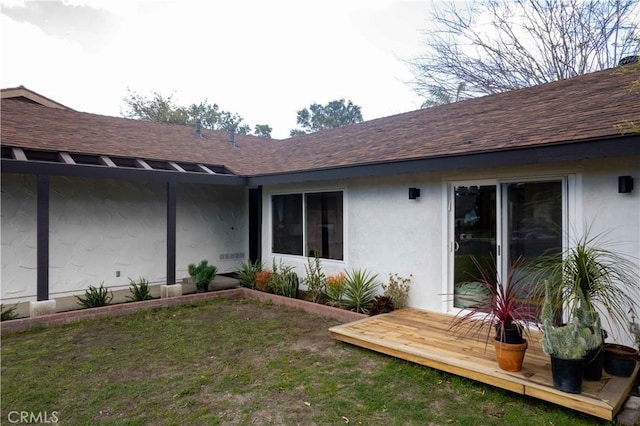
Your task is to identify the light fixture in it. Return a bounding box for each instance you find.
[619,176,634,193]
[408,187,421,200]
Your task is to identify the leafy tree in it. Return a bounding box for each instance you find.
[408,0,640,104]
[614,58,640,134]
[290,99,363,136]
[122,89,261,135]
[253,124,272,138]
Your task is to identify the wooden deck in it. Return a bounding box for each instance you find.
[329,308,638,421]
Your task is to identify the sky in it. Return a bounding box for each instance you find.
[1,0,433,139]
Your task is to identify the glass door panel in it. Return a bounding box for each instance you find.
[453,185,497,309]
[505,181,563,312]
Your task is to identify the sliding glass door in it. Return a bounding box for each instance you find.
[451,179,564,310]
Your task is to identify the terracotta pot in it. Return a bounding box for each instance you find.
[493,338,528,372]
[603,343,638,377]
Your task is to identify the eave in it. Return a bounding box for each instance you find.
[247,136,640,186]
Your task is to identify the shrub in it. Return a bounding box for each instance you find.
[235,260,263,289]
[369,295,395,316]
[325,273,346,306]
[268,260,299,298]
[255,271,273,292]
[76,283,113,308]
[1,304,18,321]
[188,260,217,293]
[304,254,326,303]
[343,269,380,314]
[127,277,152,301]
[382,273,412,309]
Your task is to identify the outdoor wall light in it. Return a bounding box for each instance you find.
[408,187,421,200]
[619,176,634,193]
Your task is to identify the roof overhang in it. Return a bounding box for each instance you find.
[247,136,640,186]
[1,147,247,186]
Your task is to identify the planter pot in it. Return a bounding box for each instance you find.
[550,355,583,394]
[603,343,638,377]
[583,346,604,381]
[496,324,523,344]
[493,338,527,372]
[196,283,209,293]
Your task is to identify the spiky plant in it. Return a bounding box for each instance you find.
[343,269,380,314]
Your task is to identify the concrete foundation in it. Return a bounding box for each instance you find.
[160,284,183,298]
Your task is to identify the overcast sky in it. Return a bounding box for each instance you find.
[1,0,432,138]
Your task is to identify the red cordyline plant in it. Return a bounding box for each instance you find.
[449,256,540,348]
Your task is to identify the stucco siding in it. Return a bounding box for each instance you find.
[0,175,248,304]
[1,174,37,301]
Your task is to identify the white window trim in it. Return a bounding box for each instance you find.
[268,188,347,263]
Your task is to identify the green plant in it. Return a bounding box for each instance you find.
[268,260,299,298]
[127,277,152,301]
[304,254,326,303]
[449,256,540,346]
[343,269,380,314]
[235,260,263,289]
[369,295,395,316]
[75,283,113,308]
[325,273,346,307]
[540,281,603,359]
[255,271,272,292]
[382,273,411,309]
[1,304,18,321]
[188,260,217,293]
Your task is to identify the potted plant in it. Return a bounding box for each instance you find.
[540,281,603,393]
[449,256,539,372]
[532,226,640,380]
[188,259,217,293]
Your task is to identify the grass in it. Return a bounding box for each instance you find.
[1,297,608,425]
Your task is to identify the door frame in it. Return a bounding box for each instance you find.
[443,174,575,314]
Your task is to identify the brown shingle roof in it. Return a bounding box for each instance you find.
[1,67,638,178]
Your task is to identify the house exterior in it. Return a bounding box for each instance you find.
[2,68,639,343]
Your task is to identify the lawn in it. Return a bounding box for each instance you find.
[1,297,608,425]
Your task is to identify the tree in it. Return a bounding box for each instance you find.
[290,99,363,136]
[614,57,640,134]
[408,0,640,104]
[122,89,261,135]
[253,124,272,138]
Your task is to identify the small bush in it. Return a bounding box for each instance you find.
[188,260,217,292]
[235,260,263,289]
[343,269,380,314]
[76,283,113,308]
[127,277,152,301]
[325,273,346,306]
[383,273,412,309]
[304,254,326,303]
[1,304,18,321]
[369,295,395,316]
[255,271,272,292]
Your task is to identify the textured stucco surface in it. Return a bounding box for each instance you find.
[261,157,640,341]
[1,175,247,303]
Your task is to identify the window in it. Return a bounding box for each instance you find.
[271,191,344,260]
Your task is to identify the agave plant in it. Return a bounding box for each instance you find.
[449,255,540,347]
[343,269,381,314]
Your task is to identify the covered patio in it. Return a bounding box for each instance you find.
[329,308,638,421]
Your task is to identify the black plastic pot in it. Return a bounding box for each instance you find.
[603,344,638,377]
[583,346,604,381]
[550,355,583,394]
[495,324,523,344]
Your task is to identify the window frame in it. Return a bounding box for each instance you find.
[269,188,346,262]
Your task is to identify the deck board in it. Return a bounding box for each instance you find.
[329,308,638,421]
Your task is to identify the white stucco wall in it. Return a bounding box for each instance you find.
[261,156,640,342]
[0,175,248,303]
